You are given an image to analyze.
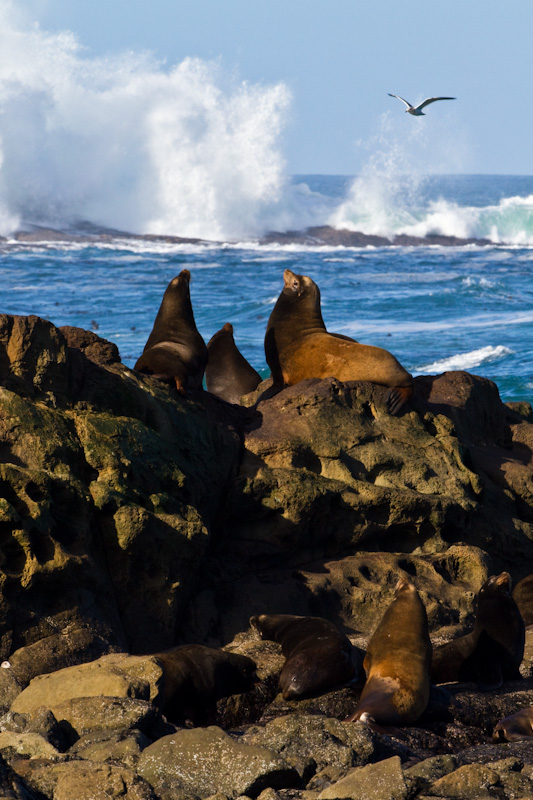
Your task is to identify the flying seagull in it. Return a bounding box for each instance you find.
[388,93,456,116]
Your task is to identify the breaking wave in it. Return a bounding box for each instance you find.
[415,345,514,374]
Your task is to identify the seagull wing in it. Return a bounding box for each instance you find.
[415,97,456,111]
[388,93,413,109]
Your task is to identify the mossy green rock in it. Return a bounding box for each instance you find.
[0,315,242,656]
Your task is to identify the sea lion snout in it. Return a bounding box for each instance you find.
[395,577,415,594]
[283,269,301,293]
[489,571,512,592]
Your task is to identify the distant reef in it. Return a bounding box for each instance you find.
[1,223,492,247]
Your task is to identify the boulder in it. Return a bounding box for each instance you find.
[13,758,156,799]
[137,725,300,798]
[10,653,164,717]
[317,756,407,800]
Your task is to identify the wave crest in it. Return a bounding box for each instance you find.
[416,345,513,374]
[0,3,292,239]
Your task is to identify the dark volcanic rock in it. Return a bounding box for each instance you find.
[259,225,492,248]
[0,314,243,658]
[183,374,533,644]
[1,313,533,798]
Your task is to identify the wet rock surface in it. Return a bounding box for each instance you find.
[0,313,533,798]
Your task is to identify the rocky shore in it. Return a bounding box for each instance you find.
[1,223,492,248]
[0,313,533,799]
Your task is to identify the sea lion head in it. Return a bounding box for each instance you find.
[225,652,260,692]
[394,577,416,595]
[170,269,191,288]
[481,572,512,598]
[282,269,318,299]
[166,269,192,305]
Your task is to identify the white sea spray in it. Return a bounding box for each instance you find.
[0,1,304,240]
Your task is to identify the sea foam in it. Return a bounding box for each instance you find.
[416,345,513,374]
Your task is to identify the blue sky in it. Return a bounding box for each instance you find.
[25,0,533,175]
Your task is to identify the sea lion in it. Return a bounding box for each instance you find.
[206,323,261,403]
[153,643,258,726]
[135,270,207,394]
[250,613,364,700]
[492,707,533,741]
[345,577,432,726]
[431,572,525,690]
[512,573,533,627]
[264,269,413,414]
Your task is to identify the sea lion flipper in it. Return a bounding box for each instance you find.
[385,385,413,415]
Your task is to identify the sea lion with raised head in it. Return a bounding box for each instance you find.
[250,613,364,700]
[153,643,258,726]
[345,577,432,726]
[135,270,207,395]
[493,707,533,742]
[431,572,525,690]
[206,323,261,403]
[264,269,413,414]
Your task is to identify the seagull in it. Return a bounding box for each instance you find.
[388,93,456,116]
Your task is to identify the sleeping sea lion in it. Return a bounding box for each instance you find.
[493,707,533,741]
[153,643,258,726]
[264,269,413,414]
[135,270,207,394]
[250,613,364,700]
[206,323,261,403]
[431,572,525,690]
[345,577,432,726]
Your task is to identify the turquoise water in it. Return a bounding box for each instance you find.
[1,174,533,404]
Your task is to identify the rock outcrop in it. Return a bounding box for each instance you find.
[1,312,533,799]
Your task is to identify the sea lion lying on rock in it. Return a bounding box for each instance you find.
[431,572,525,690]
[345,578,432,726]
[493,707,533,741]
[135,270,207,395]
[264,269,414,414]
[250,613,364,700]
[154,644,258,726]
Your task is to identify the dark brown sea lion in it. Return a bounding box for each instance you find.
[264,269,413,414]
[153,644,258,726]
[206,322,261,403]
[249,613,364,700]
[135,270,207,394]
[512,573,533,627]
[345,578,432,726]
[431,572,525,690]
[492,707,533,741]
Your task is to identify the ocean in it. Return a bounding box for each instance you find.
[1,172,533,405]
[0,8,532,404]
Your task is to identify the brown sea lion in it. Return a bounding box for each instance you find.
[512,573,533,627]
[153,643,258,726]
[250,613,364,700]
[264,269,413,414]
[206,323,261,403]
[345,578,432,726]
[493,707,533,741]
[135,270,207,394]
[431,572,525,691]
